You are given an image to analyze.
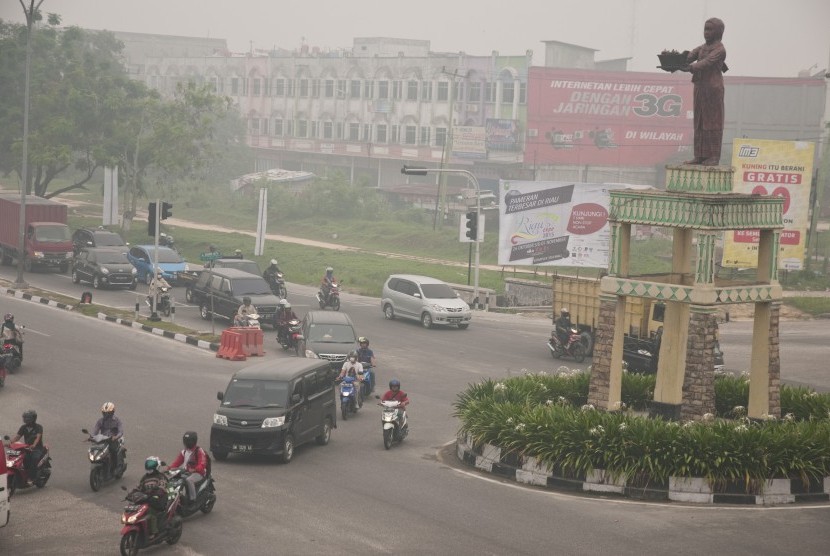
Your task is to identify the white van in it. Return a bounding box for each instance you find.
[0,442,9,527]
[381,274,472,329]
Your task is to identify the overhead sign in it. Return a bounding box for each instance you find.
[722,139,815,270]
[451,126,487,159]
[199,251,222,262]
[498,180,645,267]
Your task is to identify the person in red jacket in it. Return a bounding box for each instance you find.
[170,431,207,503]
[381,379,409,409]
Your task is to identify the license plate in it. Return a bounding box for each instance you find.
[232,444,252,452]
[448,318,462,323]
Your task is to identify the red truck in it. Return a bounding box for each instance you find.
[0,194,73,272]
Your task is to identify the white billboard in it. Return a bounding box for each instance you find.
[498,180,646,268]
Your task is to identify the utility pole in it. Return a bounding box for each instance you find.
[432,66,463,230]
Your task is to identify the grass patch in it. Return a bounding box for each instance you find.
[783,297,830,316]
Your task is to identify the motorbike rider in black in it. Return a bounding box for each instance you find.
[554,308,572,347]
[135,456,168,538]
[12,409,43,485]
[275,299,298,344]
[320,266,335,302]
[1,312,23,357]
[92,402,124,474]
[263,259,282,289]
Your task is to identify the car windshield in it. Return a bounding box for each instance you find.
[233,278,271,295]
[219,261,261,275]
[420,283,457,299]
[306,323,355,343]
[33,225,71,242]
[221,379,288,408]
[146,247,182,264]
[96,252,129,264]
[95,233,125,247]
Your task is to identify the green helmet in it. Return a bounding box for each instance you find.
[144,456,161,472]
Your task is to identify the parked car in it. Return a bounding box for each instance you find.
[127,245,189,285]
[72,247,137,290]
[300,310,359,369]
[72,227,126,256]
[179,258,263,289]
[210,358,338,462]
[187,267,281,327]
[381,274,471,329]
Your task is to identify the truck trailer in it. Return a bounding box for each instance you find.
[0,194,73,272]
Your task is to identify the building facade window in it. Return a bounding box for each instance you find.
[364,80,374,98]
[250,118,260,134]
[437,81,449,101]
[421,81,432,101]
[376,124,387,143]
[312,79,320,97]
[336,122,344,139]
[285,79,294,97]
[323,121,333,139]
[484,82,493,102]
[274,78,285,97]
[392,80,402,100]
[337,79,346,97]
[324,79,334,98]
[299,79,309,97]
[350,79,361,98]
[378,81,389,100]
[391,124,399,143]
[468,82,481,102]
[252,78,261,96]
[296,120,306,138]
[502,81,515,103]
[311,120,318,138]
[274,118,283,136]
[420,126,430,145]
[231,77,240,95]
[404,125,417,145]
[362,123,371,141]
[436,127,447,146]
[348,122,360,141]
[407,80,418,101]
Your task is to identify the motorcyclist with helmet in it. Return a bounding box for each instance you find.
[263,259,283,294]
[338,350,364,407]
[168,431,208,506]
[92,402,124,475]
[320,266,336,303]
[234,296,256,326]
[147,269,171,311]
[381,379,410,427]
[356,337,376,393]
[275,299,298,345]
[11,410,43,485]
[1,313,24,358]
[135,456,168,538]
[554,307,572,348]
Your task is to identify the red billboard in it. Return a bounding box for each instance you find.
[526,67,693,166]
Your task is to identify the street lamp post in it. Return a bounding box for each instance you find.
[402,165,482,308]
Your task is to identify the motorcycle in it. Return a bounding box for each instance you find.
[277,318,302,354]
[159,233,177,251]
[119,484,183,556]
[547,327,587,363]
[145,287,172,317]
[264,270,287,299]
[337,375,361,420]
[316,280,341,311]
[82,428,127,492]
[3,435,52,495]
[1,325,24,372]
[234,312,261,329]
[165,467,216,518]
[379,400,409,450]
[359,364,375,398]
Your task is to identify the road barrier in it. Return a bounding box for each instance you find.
[231,326,265,357]
[216,330,246,361]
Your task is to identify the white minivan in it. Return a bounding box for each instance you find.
[381,274,472,329]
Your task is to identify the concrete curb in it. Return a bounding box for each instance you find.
[456,435,830,505]
[2,284,219,352]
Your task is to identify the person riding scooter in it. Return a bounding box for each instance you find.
[320,267,336,302]
[234,296,257,327]
[92,402,124,475]
[357,337,376,393]
[263,259,283,291]
[275,299,298,345]
[135,456,168,538]
[147,270,171,311]
[1,313,23,358]
[381,379,410,426]
[11,410,43,486]
[339,351,364,407]
[168,431,208,506]
[554,307,572,348]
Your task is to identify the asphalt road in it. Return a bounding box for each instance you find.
[1,268,829,555]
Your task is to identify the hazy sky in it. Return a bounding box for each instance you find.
[2,0,829,78]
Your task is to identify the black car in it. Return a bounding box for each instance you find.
[72,228,126,256]
[187,267,281,327]
[300,310,359,369]
[72,247,137,290]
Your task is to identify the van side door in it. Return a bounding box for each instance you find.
[288,377,307,442]
[397,279,419,319]
[302,371,323,441]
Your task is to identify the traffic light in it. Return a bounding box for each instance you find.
[161,202,173,220]
[465,211,478,241]
[147,202,157,237]
[401,165,428,176]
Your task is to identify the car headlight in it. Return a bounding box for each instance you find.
[262,416,285,428]
[65,252,73,259]
[213,413,228,426]
[304,350,319,358]
[430,304,447,312]
[34,251,44,258]
[102,267,110,274]
[131,268,137,274]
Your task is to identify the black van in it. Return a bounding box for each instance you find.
[210,359,338,463]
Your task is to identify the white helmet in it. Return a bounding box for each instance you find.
[283,302,291,310]
[101,402,116,415]
[279,299,288,307]
[270,259,278,266]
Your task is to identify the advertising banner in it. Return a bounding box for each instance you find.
[498,180,645,267]
[722,139,815,270]
[451,126,487,159]
[485,118,520,152]
[525,68,692,166]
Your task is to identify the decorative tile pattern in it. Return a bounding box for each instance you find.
[665,165,734,193]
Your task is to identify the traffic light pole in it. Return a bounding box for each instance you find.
[149,198,161,321]
[402,166,482,308]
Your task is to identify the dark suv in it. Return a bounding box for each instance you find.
[300,311,359,369]
[187,268,281,327]
[72,228,126,256]
[72,247,137,290]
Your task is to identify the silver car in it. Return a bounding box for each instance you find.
[381,274,471,330]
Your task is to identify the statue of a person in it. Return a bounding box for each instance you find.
[683,18,728,166]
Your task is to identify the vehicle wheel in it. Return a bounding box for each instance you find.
[200,491,216,514]
[166,516,183,545]
[333,297,341,311]
[279,434,294,464]
[457,323,469,330]
[8,475,17,497]
[0,374,4,388]
[144,272,153,285]
[185,288,193,303]
[23,257,32,272]
[0,246,11,265]
[341,403,348,421]
[316,418,332,445]
[89,468,102,492]
[573,344,586,364]
[279,286,287,298]
[383,304,395,320]
[318,299,326,309]
[128,281,137,291]
[421,312,433,329]
[120,531,139,556]
[71,270,81,284]
[93,275,102,289]
[211,449,228,461]
[294,343,301,358]
[200,304,211,320]
[580,331,594,356]
[383,428,393,450]
[552,346,562,359]
[115,461,126,479]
